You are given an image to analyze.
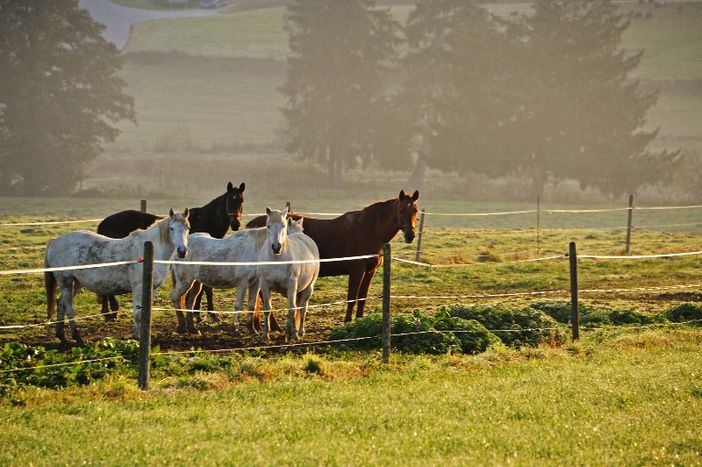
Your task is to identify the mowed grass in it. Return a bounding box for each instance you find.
[123,8,288,59]
[1,330,701,465]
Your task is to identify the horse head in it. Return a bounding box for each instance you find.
[225,181,246,231]
[288,216,304,235]
[265,206,289,255]
[397,189,420,243]
[169,208,190,258]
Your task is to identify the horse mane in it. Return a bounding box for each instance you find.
[359,198,398,231]
[159,216,171,245]
[127,216,171,243]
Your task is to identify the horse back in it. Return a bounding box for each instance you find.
[98,210,161,239]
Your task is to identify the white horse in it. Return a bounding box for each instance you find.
[44,209,190,345]
[258,207,320,342]
[169,210,307,334]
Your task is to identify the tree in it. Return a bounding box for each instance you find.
[393,0,518,187]
[506,0,678,197]
[280,0,399,187]
[0,0,135,195]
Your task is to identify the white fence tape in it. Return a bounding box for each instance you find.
[579,251,702,260]
[425,209,536,217]
[0,260,138,276]
[0,218,103,227]
[155,253,379,267]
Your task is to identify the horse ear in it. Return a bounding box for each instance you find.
[183,208,189,219]
[399,189,406,199]
[169,208,174,218]
[411,190,419,201]
[239,182,245,192]
[281,206,289,218]
[266,207,272,215]
[297,217,304,228]
[227,181,233,191]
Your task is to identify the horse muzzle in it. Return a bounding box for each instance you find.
[229,216,241,231]
[271,244,282,255]
[177,247,188,258]
[403,230,415,243]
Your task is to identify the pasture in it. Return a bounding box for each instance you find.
[108,3,702,152]
[1,196,701,463]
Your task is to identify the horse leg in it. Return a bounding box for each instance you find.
[170,278,193,334]
[56,284,69,347]
[184,282,203,334]
[245,283,259,334]
[192,281,203,323]
[203,285,220,322]
[286,279,299,341]
[259,281,272,342]
[107,294,119,320]
[249,289,281,333]
[64,279,84,345]
[344,270,365,322]
[297,286,313,337]
[355,267,377,319]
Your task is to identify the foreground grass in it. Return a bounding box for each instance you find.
[1,329,701,464]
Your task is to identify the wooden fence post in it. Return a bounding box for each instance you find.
[625,194,634,254]
[140,200,147,213]
[138,241,154,390]
[382,243,391,363]
[415,209,426,263]
[568,241,580,341]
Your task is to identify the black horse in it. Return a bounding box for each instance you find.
[96,181,246,321]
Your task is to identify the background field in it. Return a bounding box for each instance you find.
[107,2,702,155]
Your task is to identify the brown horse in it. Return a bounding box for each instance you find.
[246,190,420,323]
[96,182,246,320]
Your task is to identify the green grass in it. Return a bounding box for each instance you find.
[123,8,288,59]
[1,196,701,463]
[1,330,701,464]
[115,55,285,149]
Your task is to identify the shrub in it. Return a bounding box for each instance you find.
[0,339,138,393]
[530,300,661,326]
[433,312,500,354]
[330,310,500,355]
[666,303,702,325]
[444,304,566,348]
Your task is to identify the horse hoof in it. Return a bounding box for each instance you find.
[176,325,187,334]
[209,313,222,323]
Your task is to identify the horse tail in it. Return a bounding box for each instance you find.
[44,243,56,322]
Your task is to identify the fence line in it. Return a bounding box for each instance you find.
[579,250,702,260]
[5,281,698,333]
[0,355,127,374]
[152,297,370,317]
[2,203,699,228]
[4,318,702,375]
[0,218,103,227]
[154,253,379,267]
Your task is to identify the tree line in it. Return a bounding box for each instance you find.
[281,0,679,197]
[0,0,678,196]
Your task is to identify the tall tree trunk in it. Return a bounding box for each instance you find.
[407,157,427,191]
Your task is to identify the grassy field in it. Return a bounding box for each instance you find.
[1,197,701,463]
[108,2,702,152]
[1,330,701,464]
